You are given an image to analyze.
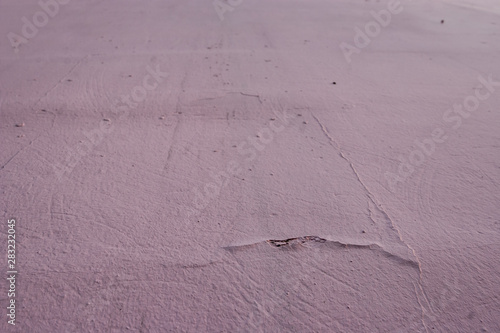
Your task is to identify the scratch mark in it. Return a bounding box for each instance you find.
[164,74,187,172]
[177,261,222,269]
[305,262,361,294]
[0,137,38,171]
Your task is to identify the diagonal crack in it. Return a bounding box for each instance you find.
[164,73,187,172]
[312,114,434,325]
[414,283,431,333]
[0,137,39,172]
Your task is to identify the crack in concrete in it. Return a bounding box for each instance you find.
[164,73,187,172]
[223,236,419,269]
[266,235,326,247]
[238,92,263,104]
[414,283,431,333]
[312,114,435,326]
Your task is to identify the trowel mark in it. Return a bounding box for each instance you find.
[224,235,421,330]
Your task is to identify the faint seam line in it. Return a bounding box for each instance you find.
[429,243,498,252]
[304,261,361,294]
[28,271,105,274]
[224,252,287,316]
[177,261,222,269]
[312,114,435,321]
[300,277,372,329]
[50,212,78,218]
[33,55,89,109]
[225,245,340,331]
[283,295,332,331]
[222,262,281,322]
[90,220,140,246]
[293,293,337,326]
